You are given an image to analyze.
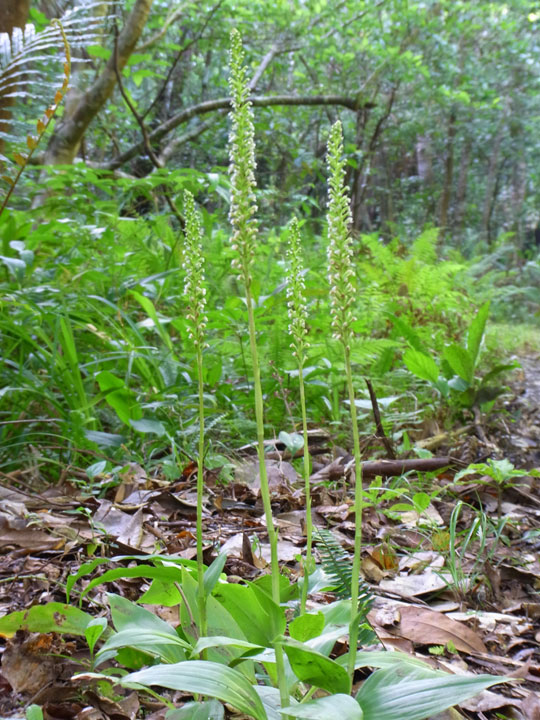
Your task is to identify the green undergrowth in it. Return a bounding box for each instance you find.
[0,192,535,478]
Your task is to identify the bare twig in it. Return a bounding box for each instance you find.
[365,378,396,459]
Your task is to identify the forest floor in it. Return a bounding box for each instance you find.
[0,356,539,720]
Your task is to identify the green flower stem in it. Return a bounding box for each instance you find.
[228,29,289,712]
[195,340,207,645]
[344,346,363,683]
[325,120,364,687]
[182,189,208,651]
[245,283,289,712]
[298,363,312,615]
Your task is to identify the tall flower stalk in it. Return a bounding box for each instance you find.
[286,218,313,614]
[326,120,364,685]
[182,189,208,643]
[228,29,289,708]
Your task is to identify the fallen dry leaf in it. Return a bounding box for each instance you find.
[397,605,487,653]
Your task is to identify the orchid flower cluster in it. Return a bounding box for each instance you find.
[182,190,208,350]
[326,120,356,350]
[286,217,309,364]
[228,29,258,282]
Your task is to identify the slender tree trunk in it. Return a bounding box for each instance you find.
[439,107,456,237]
[44,0,153,165]
[481,119,504,246]
[0,0,31,153]
[452,134,472,239]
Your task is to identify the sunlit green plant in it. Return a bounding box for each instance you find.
[227,28,288,707]
[326,119,364,684]
[438,501,508,603]
[182,188,208,641]
[455,458,540,518]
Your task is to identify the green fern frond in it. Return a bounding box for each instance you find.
[314,527,373,611]
[0,21,70,217]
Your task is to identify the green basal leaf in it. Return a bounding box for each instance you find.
[0,603,92,637]
[122,661,268,720]
[95,627,190,665]
[213,582,280,646]
[282,694,363,719]
[193,635,264,656]
[81,566,184,600]
[203,552,228,596]
[356,665,504,720]
[278,636,350,694]
[85,617,108,654]
[166,699,224,720]
[25,705,44,720]
[289,612,325,642]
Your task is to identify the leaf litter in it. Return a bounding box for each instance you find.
[0,358,539,719]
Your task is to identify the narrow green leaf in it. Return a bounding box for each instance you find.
[123,661,268,720]
[203,553,228,596]
[356,665,504,720]
[467,301,490,368]
[283,694,363,719]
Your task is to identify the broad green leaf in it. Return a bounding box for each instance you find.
[180,569,252,670]
[279,431,304,455]
[122,661,267,720]
[139,579,182,606]
[283,694,363,719]
[403,350,439,384]
[166,699,224,720]
[130,418,166,436]
[85,617,108,654]
[252,572,298,602]
[467,301,490,367]
[0,603,92,638]
[193,636,264,656]
[289,612,325,642]
[96,627,190,665]
[25,705,44,720]
[213,583,277,646]
[356,665,504,720]
[278,636,350,694]
[443,344,474,384]
[80,566,184,600]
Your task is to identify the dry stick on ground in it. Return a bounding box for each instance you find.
[364,377,396,459]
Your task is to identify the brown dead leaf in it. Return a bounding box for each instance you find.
[1,632,72,694]
[398,606,487,653]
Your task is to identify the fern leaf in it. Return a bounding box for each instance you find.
[313,527,373,614]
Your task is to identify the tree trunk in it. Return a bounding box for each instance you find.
[0,0,31,153]
[438,107,456,237]
[481,119,504,246]
[44,0,153,165]
[452,134,472,239]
